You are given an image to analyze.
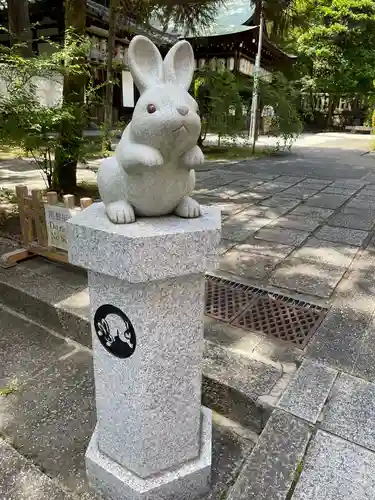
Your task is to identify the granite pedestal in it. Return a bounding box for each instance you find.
[67,202,221,500]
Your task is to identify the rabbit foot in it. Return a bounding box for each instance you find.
[175,196,201,218]
[106,201,135,224]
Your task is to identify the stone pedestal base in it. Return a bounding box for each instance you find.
[86,407,212,500]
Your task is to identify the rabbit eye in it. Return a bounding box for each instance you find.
[147,104,156,114]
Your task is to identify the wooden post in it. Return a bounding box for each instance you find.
[31,189,47,247]
[63,194,75,209]
[15,185,32,245]
[80,197,93,209]
[46,191,58,205]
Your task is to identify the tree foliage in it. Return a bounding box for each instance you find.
[0,32,97,189]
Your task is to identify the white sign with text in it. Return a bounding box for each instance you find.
[44,204,78,251]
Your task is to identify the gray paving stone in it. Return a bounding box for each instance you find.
[278,186,320,199]
[290,206,334,220]
[320,186,358,195]
[227,410,311,500]
[321,373,375,451]
[296,179,332,188]
[203,341,281,432]
[278,360,337,424]
[0,438,75,500]
[346,196,375,210]
[352,316,375,381]
[271,257,346,298]
[330,180,365,189]
[236,236,294,259]
[267,215,321,232]
[218,239,237,255]
[291,430,375,500]
[347,248,375,280]
[205,419,256,500]
[315,225,368,246]
[0,351,96,496]
[274,175,305,184]
[204,317,253,349]
[253,181,296,193]
[307,307,370,371]
[220,248,282,279]
[328,207,375,230]
[0,308,74,386]
[291,237,358,268]
[306,193,350,209]
[207,200,251,218]
[258,196,300,210]
[221,219,268,242]
[254,227,310,246]
[230,191,271,203]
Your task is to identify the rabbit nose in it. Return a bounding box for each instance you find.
[177,105,189,116]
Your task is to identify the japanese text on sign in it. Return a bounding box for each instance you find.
[44,204,78,251]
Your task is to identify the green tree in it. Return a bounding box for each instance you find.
[0,33,93,189]
[7,0,32,56]
[53,0,87,192]
[195,68,245,147]
[293,0,375,126]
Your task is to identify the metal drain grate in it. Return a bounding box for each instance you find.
[205,275,327,349]
[205,276,256,322]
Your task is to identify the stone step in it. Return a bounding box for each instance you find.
[0,437,76,500]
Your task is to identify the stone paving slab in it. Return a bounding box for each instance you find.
[290,205,334,220]
[258,196,300,211]
[321,373,375,451]
[352,315,375,381]
[235,237,294,259]
[271,257,346,298]
[221,220,266,242]
[278,186,321,199]
[227,410,311,500]
[0,438,75,500]
[0,307,74,386]
[291,237,359,268]
[306,193,350,209]
[292,430,375,500]
[314,225,369,246]
[254,227,310,246]
[253,181,296,193]
[346,196,375,210]
[220,248,282,279]
[307,307,371,371]
[0,349,96,496]
[267,215,321,232]
[328,207,375,230]
[278,360,337,424]
[230,191,271,203]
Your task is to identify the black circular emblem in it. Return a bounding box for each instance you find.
[94,305,136,358]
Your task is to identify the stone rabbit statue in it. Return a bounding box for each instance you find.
[97,35,204,224]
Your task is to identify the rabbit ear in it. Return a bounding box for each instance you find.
[163,40,195,90]
[128,35,164,93]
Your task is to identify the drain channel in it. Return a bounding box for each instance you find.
[205,275,327,349]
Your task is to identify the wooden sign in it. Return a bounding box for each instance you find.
[44,204,78,251]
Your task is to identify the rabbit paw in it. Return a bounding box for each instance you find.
[106,201,135,224]
[175,196,201,218]
[180,146,204,170]
[137,147,163,169]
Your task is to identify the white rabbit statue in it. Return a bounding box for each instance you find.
[97,35,204,224]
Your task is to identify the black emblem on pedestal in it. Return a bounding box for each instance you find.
[94,305,136,358]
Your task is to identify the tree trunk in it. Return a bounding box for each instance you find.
[53,0,86,193]
[7,0,32,57]
[102,0,120,151]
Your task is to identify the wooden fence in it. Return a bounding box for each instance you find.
[1,185,93,267]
